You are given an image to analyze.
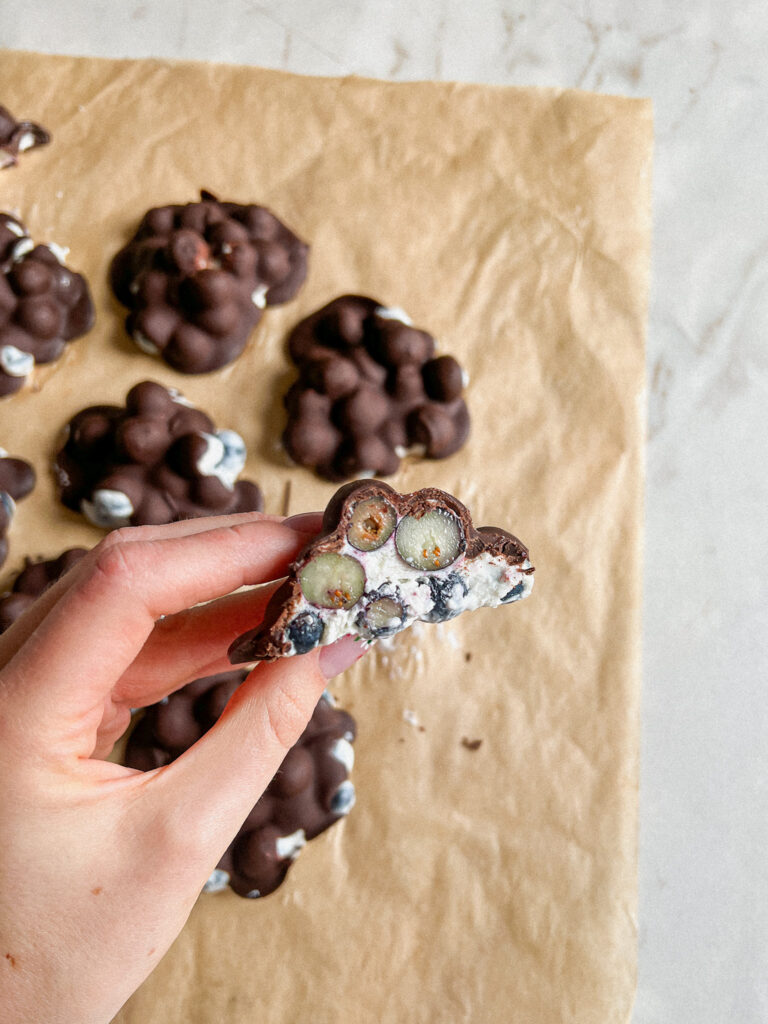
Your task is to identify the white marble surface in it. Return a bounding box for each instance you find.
[3,2,767,1020]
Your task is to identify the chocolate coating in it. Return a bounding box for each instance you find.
[124,676,357,899]
[54,380,263,528]
[0,546,87,632]
[229,479,533,663]
[110,191,309,373]
[283,296,470,480]
[0,214,94,397]
[0,105,50,169]
[0,451,36,569]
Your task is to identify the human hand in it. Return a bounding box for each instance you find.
[0,512,366,1024]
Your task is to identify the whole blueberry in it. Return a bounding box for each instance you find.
[287,610,324,653]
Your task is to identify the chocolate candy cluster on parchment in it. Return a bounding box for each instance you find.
[54,381,263,529]
[0,104,50,169]
[0,213,95,397]
[110,191,309,373]
[230,479,534,664]
[0,450,36,569]
[125,677,356,899]
[0,547,87,632]
[283,295,471,480]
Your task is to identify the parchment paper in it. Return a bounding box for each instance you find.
[0,50,652,1024]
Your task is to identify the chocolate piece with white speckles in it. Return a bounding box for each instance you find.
[110,191,308,373]
[124,677,356,899]
[0,105,50,169]
[229,479,534,664]
[282,295,470,480]
[0,213,94,397]
[53,380,263,529]
[0,450,36,569]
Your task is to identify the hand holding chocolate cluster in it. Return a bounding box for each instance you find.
[0,104,50,169]
[229,480,534,663]
[125,680,357,899]
[54,381,263,529]
[0,213,95,397]
[0,449,36,569]
[282,295,471,480]
[0,547,87,631]
[110,191,309,373]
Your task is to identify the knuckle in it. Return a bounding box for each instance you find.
[86,537,136,591]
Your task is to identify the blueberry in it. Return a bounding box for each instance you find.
[421,572,468,623]
[501,581,526,604]
[355,585,405,638]
[287,610,324,653]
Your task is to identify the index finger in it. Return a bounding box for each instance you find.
[0,518,313,759]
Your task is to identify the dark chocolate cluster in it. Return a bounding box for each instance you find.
[0,450,36,569]
[282,295,470,480]
[0,547,87,632]
[0,105,50,169]
[0,213,95,397]
[54,380,263,529]
[125,676,357,899]
[110,191,309,373]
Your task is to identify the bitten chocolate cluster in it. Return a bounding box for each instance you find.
[230,479,534,663]
[110,191,309,373]
[54,380,263,529]
[125,677,357,899]
[0,213,95,397]
[0,450,36,569]
[0,547,87,632]
[282,295,470,481]
[0,105,50,169]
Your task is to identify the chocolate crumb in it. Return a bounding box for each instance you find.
[461,737,483,751]
[464,651,472,662]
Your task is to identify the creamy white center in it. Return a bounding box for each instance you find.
[280,522,533,656]
[196,430,246,489]
[81,489,134,528]
[374,305,413,326]
[275,828,306,861]
[202,868,230,894]
[132,331,160,356]
[0,345,34,378]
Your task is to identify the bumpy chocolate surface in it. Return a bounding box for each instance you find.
[110,191,309,373]
[0,450,36,569]
[0,213,95,397]
[229,479,534,664]
[282,295,470,480]
[0,546,87,632]
[0,105,50,169]
[54,380,263,529]
[125,677,357,899]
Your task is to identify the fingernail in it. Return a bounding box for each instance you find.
[283,512,323,533]
[318,634,367,679]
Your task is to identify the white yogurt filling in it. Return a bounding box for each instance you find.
[275,828,306,861]
[374,305,413,326]
[202,868,230,894]
[0,345,34,378]
[280,525,533,656]
[81,489,135,528]
[132,331,160,356]
[195,429,246,489]
[0,490,16,520]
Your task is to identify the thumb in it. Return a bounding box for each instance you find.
[138,635,365,881]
